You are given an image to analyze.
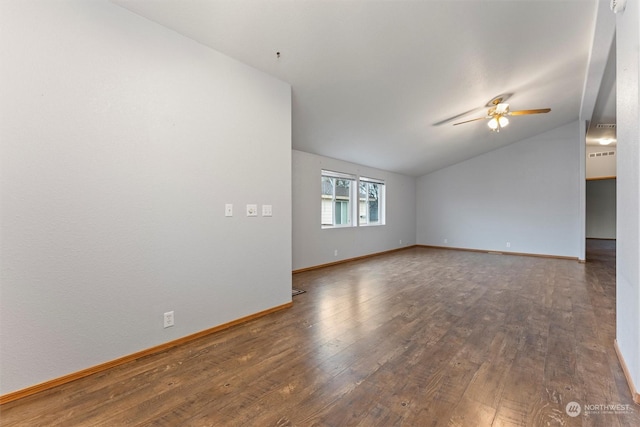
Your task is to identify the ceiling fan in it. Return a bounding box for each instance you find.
[452,97,551,132]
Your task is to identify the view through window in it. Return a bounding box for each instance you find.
[321,170,385,228]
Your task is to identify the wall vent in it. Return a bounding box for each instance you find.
[589,151,616,158]
[595,123,616,129]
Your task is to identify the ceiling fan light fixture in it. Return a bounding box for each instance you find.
[488,115,509,131]
[453,98,550,130]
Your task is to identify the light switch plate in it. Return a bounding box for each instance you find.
[246,204,258,217]
[225,204,233,217]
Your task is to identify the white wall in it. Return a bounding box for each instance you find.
[586,179,616,239]
[292,150,416,271]
[0,0,291,395]
[587,145,617,178]
[416,121,581,258]
[616,0,640,394]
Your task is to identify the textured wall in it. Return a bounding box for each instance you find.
[0,0,291,394]
[416,122,581,258]
[292,150,416,271]
[615,0,640,393]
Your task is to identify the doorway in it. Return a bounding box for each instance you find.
[586,177,616,241]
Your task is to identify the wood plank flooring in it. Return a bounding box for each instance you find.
[1,241,638,426]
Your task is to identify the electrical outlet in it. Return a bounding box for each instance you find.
[246,204,258,217]
[506,242,511,248]
[225,204,233,217]
[334,249,338,257]
[399,239,403,245]
[444,238,448,244]
[164,311,175,328]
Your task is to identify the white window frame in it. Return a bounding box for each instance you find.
[321,170,357,228]
[321,170,386,229]
[359,177,385,226]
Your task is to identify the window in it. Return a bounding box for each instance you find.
[321,170,385,228]
[359,178,385,225]
[321,170,356,227]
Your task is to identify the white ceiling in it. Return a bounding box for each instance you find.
[112,0,613,177]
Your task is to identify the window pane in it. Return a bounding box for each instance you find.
[321,177,334,225]
[359,200,368,224]
[321,199,333,225]
[359,182,367,198]
[369,183,379,201]
[335,200,349,225]
[368,199,379,222]
[358,179,384,226]
[321,170,356,228]
[322,177,334,196]
[335,179,350,198]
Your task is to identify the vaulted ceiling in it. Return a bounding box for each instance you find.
[113,0,615,177]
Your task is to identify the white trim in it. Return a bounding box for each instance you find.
[321,169,356,180]
[359,176,385,184]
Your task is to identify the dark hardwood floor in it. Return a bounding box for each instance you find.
[2,242,638,426]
